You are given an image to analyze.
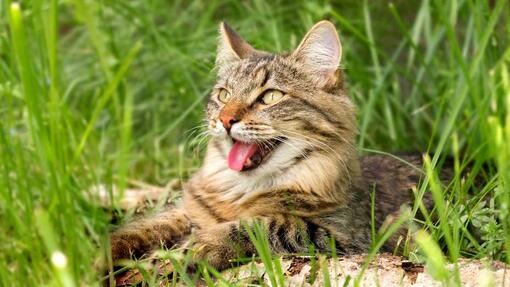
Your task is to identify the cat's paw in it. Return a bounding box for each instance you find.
[109,235,133,262]
[109,208,193,262]
[189,233,240,271]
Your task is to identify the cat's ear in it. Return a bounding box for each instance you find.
[216,22,257,69]
[292,21,342,87]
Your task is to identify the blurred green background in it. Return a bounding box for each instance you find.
[0,0,509,285]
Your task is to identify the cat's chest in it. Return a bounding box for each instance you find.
[183,169,278,225]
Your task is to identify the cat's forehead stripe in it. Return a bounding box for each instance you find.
[259,69,270,87]
[222,60,274,98]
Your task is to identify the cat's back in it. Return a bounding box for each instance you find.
[361,153,424,197]
[360,153,428,224]
[360,153,454,209]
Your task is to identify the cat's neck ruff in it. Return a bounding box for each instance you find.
[198,137,356,205]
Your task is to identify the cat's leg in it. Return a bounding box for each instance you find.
[110,208,192,261]
[189,215,331,271]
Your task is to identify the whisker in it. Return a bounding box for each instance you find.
[276,128,351,174]
[273,136,312,162]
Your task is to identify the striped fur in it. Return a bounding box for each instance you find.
[109,21,431,271]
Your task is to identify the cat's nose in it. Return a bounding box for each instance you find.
[219,115,238,131]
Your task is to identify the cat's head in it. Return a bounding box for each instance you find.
[205,21,357,175]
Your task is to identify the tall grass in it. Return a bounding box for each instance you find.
[0,0,508,286]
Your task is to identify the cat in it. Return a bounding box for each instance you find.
[109,20,437,278]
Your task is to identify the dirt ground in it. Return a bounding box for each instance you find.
[222,253,509,287]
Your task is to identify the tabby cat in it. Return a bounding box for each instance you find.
[110,20,432,274]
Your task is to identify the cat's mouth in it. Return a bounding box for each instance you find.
[227,138,281,171]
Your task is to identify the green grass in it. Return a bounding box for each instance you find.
[0,0,509,286]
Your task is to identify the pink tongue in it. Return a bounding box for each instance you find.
[227,141,259,171]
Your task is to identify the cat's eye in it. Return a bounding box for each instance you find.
[217,89,231,103]
[260,90,284,105]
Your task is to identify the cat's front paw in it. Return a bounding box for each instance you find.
[110,231,149,262]
[189,231,248,271]
[109,208,193,262]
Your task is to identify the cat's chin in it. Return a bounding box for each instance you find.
[227,138,282,172]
